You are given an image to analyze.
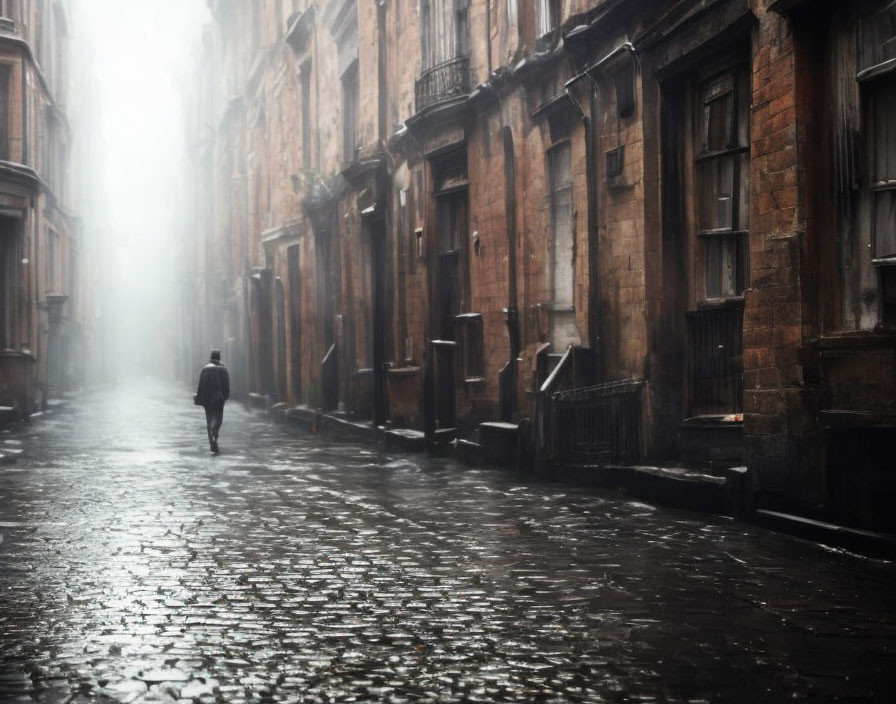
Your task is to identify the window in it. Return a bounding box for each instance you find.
[0,0,17,23]
[47,228,59,294]
[859,0,896,77]
[0,64,8,161]
[342,60,358,162]
[872,79,896,260]
[548,142,573,309]
[300,60,312,169]
[506,0,517,28]
[457,312,484,381]
[614,63,635,119]
[421,0,470,69]
[536,0,560,38]
[606,145,624,181]
[0,218,16,349]
[695,68,750,299]
[337,15,358,162]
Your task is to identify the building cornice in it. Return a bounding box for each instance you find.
[0,32,67,120]
[0,160,42,193]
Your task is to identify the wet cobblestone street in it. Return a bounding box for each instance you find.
[1,382,895,703]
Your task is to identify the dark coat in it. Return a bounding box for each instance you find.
[195,362,230,407]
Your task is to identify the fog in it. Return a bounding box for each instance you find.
[73,0,210,382]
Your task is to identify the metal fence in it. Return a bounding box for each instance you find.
[552,379,645,465]
[686,306,743,416]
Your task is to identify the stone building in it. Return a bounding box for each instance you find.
[0,0,81,417]
[185,0,896,533]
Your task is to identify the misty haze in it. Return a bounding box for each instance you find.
[1,1,895,703]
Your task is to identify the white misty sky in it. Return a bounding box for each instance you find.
[78,0,209,248]
[74,0,211,373]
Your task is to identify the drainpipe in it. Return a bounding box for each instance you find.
[564,80,601,381]
[502,127,519,420]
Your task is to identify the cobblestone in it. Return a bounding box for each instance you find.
[0,382,895,702]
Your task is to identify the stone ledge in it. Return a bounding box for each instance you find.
[753,509,896,561]
[553,463,751,517]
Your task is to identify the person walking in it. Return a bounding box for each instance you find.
[194,349,230,453]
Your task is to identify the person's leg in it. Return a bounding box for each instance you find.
[204,405,215,448]
[210,401,224,448]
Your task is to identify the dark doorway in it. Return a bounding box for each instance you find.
[249,269,275,398]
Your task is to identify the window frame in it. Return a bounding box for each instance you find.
[420,0,470,69]
[300,59,313,169]
[536,0,561,39]
[341,59,359,163]
[0,63,9,161]
[694,66,750,301]
[547,140,574,309]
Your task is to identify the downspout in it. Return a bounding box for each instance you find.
[502,126,519,420]
[564,77,602,382]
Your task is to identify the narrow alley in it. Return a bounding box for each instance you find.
[0,385,894,703]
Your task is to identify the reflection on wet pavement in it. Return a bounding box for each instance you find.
[0,381,894,702]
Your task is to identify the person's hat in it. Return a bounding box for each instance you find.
[210,349,221,361]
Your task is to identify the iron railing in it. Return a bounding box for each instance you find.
[415,56,471,112]
[552,379,645,465]
[687,305,743,416]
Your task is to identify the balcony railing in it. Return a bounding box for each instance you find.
[415,55,471,112]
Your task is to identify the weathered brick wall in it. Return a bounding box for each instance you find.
[743,1,822,507]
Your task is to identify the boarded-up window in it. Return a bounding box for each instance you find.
[695,68,750,299]
[873,80,896,259]
[549,142,573,308]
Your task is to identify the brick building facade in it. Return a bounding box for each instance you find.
[0,0,82,417]
[184,0,896,533]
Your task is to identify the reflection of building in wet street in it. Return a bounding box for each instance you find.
[180,0,896,534]
[0,0,85,416]
[1,382,895,701]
